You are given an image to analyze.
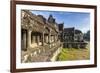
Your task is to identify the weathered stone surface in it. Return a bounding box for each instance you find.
[21,10,88,63]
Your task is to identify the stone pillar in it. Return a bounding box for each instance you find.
[55,35,57,42]
[23,30,27,50]
[42,32,44,46]
[51,36,53,42]
[52,36,53,42]
[54,35,56,42]
[46,35,48,43]
[37,35,40,45]
[47,35,49,44]
[51,36,52,43]
[56,34,58,41]
[53,36,55,42]
[54,36,55,42]
[48,34,51,44]
[27,30,32,48]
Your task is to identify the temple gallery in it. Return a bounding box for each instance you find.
[21,10,89,62]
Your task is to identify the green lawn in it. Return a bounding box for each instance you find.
[57,47,90,61]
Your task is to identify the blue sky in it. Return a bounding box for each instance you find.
[31,10,90,33]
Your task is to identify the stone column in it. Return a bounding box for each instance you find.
[47,35,49,44]
[42,32,44,46]
[37,35,40,45]
[54,35,56,42]
[51,35,53,42]
[48,34,51,44]
[55,35,57,42]
[27,30,32,48]
[23,30,27,50]
[56,34,58,41]
[53,36,55,42]
[54,35,55,42]
[46,35,48,43]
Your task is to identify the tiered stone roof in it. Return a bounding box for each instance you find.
[21,10,59,35]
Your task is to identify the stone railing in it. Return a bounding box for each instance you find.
[21,41,62,63]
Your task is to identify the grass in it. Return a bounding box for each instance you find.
[57,47,90,61]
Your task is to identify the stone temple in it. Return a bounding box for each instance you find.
[21,10,87,63]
